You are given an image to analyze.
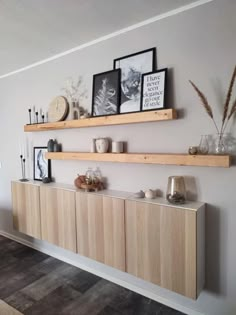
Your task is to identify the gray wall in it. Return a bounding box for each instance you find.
[0,1,235,314]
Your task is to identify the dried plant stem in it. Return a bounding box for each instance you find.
[221,65,236,133]
[223,98,236,133]
[189,80,220,133]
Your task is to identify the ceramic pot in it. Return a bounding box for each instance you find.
[95,138,109,153]
[145,189,156,199]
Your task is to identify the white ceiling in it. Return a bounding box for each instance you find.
[0,0,197,76]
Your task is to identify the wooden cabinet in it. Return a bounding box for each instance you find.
[125,199,205,299]
[11,181,41,239]
[76,192,125,271]
[40,186,77,252]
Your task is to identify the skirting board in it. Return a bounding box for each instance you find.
[0,230,204,315]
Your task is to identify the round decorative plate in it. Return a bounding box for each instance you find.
[48,96,69,122]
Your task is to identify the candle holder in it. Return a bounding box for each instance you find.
[35,111,39,124]
[19,155,29,182]
[41,113,45,124]
[28,108,32,125]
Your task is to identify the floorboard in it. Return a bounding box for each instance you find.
[0,235,185,315]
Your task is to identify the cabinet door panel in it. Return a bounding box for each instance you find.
[40,186,76,252]
[125,200,197,299]
[76,192,125,271]
[11,182,41,238]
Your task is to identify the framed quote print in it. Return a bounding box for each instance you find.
[141,68,167,111]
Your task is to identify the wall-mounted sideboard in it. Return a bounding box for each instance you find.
[11,180,205,300]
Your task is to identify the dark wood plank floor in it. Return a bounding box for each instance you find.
[0,235,185,315]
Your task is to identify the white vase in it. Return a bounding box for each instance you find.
[95,138,109,153]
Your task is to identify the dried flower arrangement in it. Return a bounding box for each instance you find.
[61,76,88,104]
[189,66,236,134]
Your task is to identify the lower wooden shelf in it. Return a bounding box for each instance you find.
[45,152,231,167]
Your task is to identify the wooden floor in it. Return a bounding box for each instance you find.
[0,235,184,315]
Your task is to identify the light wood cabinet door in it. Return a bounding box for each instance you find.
[11,181,41,239]
[125,200,204,299]
[76,192,125,271]
[40,186,77,252]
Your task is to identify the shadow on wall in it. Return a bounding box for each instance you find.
[204,204,227,296]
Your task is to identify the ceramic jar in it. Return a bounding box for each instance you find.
[95,138,109,153]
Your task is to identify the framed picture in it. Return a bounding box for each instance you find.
[91,69,121,117]
[33,147,51,181]
[141,68,167,111]
[113,47,156,114]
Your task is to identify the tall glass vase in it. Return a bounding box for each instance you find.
[213,133,226,154]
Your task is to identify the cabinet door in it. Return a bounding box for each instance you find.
[11,182,41,239]
[76,192,125,271]
[125,200,197,299]
[40,186,76,252]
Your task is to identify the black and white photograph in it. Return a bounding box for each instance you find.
[91,69,121,117]
[141,68,167,111]
[33,147,51,181]
[114,48,155,114]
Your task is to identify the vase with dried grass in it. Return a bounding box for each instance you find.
[189,66,236,154]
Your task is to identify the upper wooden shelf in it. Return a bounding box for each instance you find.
[45,152,231,168]
[24,109,177,132]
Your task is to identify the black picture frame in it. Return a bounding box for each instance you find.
[141,68,168,111]
[91,69,121,117]
[33,147,51,181]
[113,47,156,114]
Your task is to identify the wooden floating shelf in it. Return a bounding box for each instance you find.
[24,109,177,132]
[45,152,231,168]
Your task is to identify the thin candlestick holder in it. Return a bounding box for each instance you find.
[19,155,29,182]
[28,108,32,125]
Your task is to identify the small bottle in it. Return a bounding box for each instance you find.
[85,167,94,185]
[198,135,209,155]
[93,167,102,184]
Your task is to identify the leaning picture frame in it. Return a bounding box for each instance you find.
[91,69,121,117]
[141,68,168,111]
[33,147,51,181]
[113,47,156,114]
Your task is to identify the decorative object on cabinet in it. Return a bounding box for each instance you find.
[114,47,155,114]
[48,96,69,122]
[134,190,145,198]
[19,154,29,182]
[24,109,176,131]
[145,189,156,199]
[198,135,209,154]
[42,177,52,184]
[188,146,198,155]
[112,141,124,153]
[166,176,186,204]
[141,68,167,111]
[189,66,236,154]
[95,138,109,153]
[92,69,121,117]
[33,147,51,181]
[45,151,231,168]
[74,173,104,192]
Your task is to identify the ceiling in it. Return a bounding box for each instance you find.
[0,0,197,76]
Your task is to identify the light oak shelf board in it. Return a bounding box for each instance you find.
[24,109,177,132]
[45,152,231,168]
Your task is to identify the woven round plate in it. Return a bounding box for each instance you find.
[48,96,69,122]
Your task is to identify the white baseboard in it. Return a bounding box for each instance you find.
[0,230,204,315]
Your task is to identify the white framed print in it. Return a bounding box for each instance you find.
[141,68,167,111]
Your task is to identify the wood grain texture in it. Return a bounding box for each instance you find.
[24,109,177,132]
[40,186,77,252]
[76,192,125,271]
[11,182,41,239]
[125,200,202,299]
[197,204,205,296]
[45,152,231,168]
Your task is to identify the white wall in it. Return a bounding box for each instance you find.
[0,0,236,314]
